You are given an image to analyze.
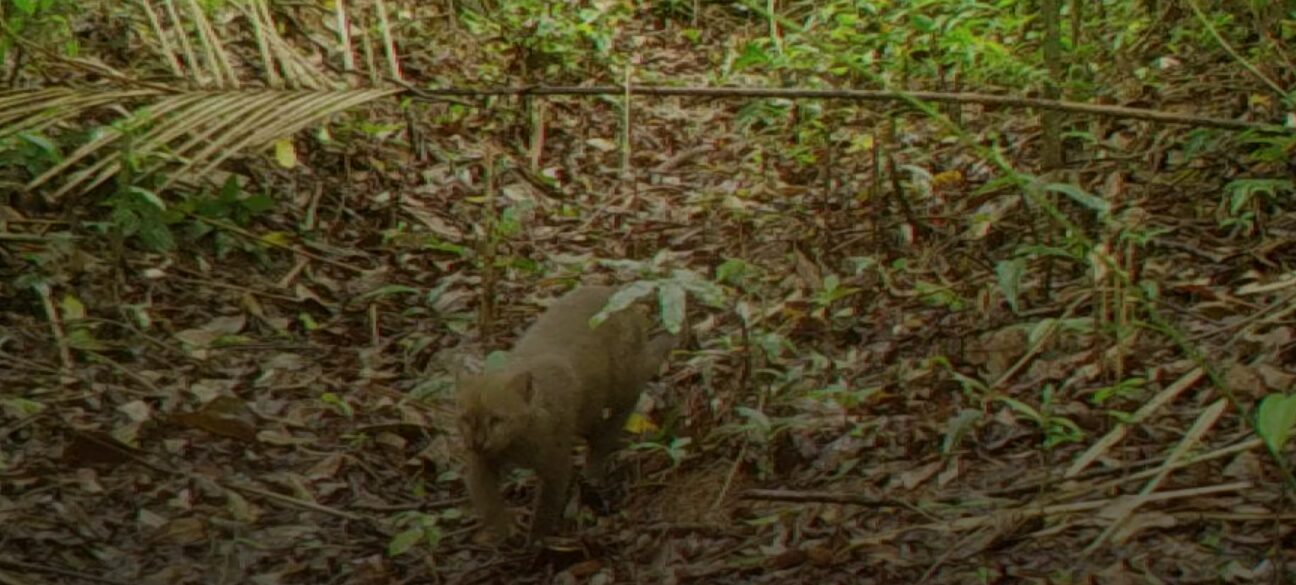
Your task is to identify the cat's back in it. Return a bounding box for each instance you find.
[514,286,626,352]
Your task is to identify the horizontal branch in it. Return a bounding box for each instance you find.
[407,84,1286,133]
[741,488,907,507]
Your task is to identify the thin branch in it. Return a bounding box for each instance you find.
[742,488,915,507]
[408,85,1287,133]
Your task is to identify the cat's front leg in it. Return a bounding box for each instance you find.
[465,454,513,540]
[528,441,574,543]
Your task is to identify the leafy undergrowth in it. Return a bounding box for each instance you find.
[3,3,1295,585]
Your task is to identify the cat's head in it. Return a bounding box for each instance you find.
[455,370,535,455]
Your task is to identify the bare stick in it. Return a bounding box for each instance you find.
[406,85,1286,133]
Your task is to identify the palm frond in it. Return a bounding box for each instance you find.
[2,0,409,200]
[5,88,399,198]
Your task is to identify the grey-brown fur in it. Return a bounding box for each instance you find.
[456,285,678,543]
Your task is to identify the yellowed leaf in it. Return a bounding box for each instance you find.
[624,412,658,433]
[273,138,298,169]
[586,138,617,152]
[932,170,963,190]
[261,231,294,247]
[61,294,86,321]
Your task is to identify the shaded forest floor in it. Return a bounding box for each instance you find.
[2,5,1294,584]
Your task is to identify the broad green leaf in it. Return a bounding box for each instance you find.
[240,193,274,214]
[1044,183,1110,215]
[66,327,106,351]
[715,258,758,286]
[12,0,38,15]
[1257,393,1296,454]
[130,187,166,211]
[590,280,656,328]
[387,527,424,556]
[658,282,687,334]
[995,258,1025,314]
[484,350,510,372]
[671,269,728,307]
[733,41,771,70]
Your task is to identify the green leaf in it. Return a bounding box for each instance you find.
[240,193,274,214]
[1225,179,1294,214]
[12,0,38,15]
[733,41,771,70]
[129,187,166,211]
[715,258,758,286]
[1257,393,1296,454]
[671,269,728,307]
[1,397,47,417]
[387,527,424,556]
[995,258,1025,314]
[18,132,59,160]
[137,214,176,251]
[996,396,1043,424]
[735,406,772,435]
[320,393,354,418]
[658,282,687,335]
[1044,183,1110,215]
[590,280,656,328]
[942,409,982,455]
[66,327,106,351]
[111,206,140,236]
[484,350,510,372]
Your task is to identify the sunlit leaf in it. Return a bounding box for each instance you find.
[591,280,656,328]
[671,269,728,307]
[261,231,294,246]
[624,412,658,433]
[61,294,87,321]
[129,187,166,210]
[272,138,298,168]
[658,282,687,334]
[1257,393,1296,454]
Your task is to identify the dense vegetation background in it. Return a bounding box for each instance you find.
[2,0,1295,583]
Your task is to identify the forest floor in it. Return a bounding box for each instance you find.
[2,4,1294,585]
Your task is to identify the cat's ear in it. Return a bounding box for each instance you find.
[509,371,536,404]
